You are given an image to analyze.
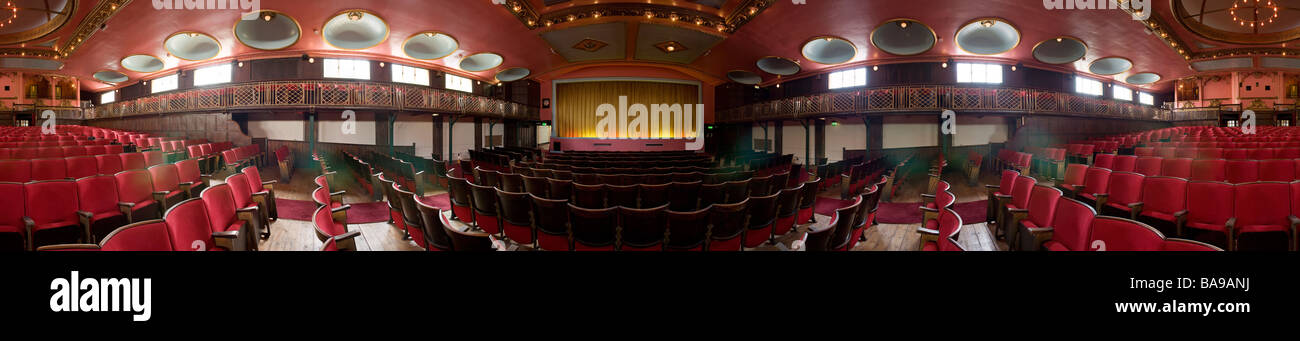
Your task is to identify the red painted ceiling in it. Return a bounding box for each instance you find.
[3,0,1208,93]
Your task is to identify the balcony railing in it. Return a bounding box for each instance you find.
[84,80,539,120]
[715,86,1172,122]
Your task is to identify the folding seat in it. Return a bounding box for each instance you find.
[1020,198,1095,251]
[1277,148,1300,159]
[1124,176,1188,236]
[1074,167,1112,206]
[531,168,554,178]
[722,179,750,204]
[61,146,85,157]
[0,160,30,183]
[1225,149,1249,160]
[499,173,524,193]
[707,199,750,251]
[698,183,726,209]
[669,181,703,212]
[469,182,502,235]
[240,166,278,222]
[393,184,429,250]
[14,148,38,159]
[748,175,772,197]
[1258,159,1294,182]
[447,176,476,224]
[62,156,97,180]
[38,220,175,251]
[199,184,260,251]
[495,188,533,246]
[120,153,147,170]
[1133,157,1162,176]
[164,198,237,251]
[113,169,162,223]
[1156,147,1176,159]
[1162,238,1225,251]
[995,175,1037,238]
[147,164,188,211]
[1177,181,1234,248]
[1134,147,1154,157]
[918,208,965,251]
[1095,171,1145,220]
[0,182,24,250]
[174,159,209,198]
[142,150,164,167]
[1175,148,1196,159]
[528,194,570,251]
[1230,181,1292,251]
[1160,158,1192,179]
[1111,155,1136,172]
[606,184,639,208]
[1092,153,1115,169]
[986,169,1021,225]
[1225,160,1259,183]
[572,183,606,209]
[1195,148,1223,160]
[740,192,780,248]
[568,205,618,251]
[37,147,62,159]
[1087,216,1166,251]
[769,172,790,194]
[224,173,270,238]
[74,175,129,243]
[639,183,670,209]
[1004,185,1063,251]
[93,154,122,176]
[23,180,81,249]
[1250,148,1277,160]
[412,199,454,251]
[920,188,956,229]
[619,204,668,251]
[552,170,573,181]
[1190,159,1226,182]
[774,183,803,240]
[521,175,549,198]
[30,158,68,181]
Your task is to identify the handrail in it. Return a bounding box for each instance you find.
[714,85,1172,122]
[83,80,540,120]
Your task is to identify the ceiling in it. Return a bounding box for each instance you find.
[0,0,1241,93]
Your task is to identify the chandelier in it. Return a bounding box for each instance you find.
[0,2,16,28]
[1231,0,1280,29]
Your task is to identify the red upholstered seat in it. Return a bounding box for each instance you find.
[1030,198,1096,251]
[1225,160,1258,184]
[1076,167,1112,204]
[1134,157,1162,176]
[1135,176,1187,229]
[95,154,123,176]
[496,188,534,245]
[1134,147,1155,157]
[1100,172,1145,216]
[1160,158,1192,179]
[175,159,208,198]
[1258,159,1294,182]
[1189,159,1225,182]
[114,169,161,223]
[1092,153,1115,169]
[24,180,80,248]
[530,194,571,251]
[1057,164,1088,192]
[569,204,618,251]
[1225,149,1249,160]
[98,221,173,251]
[163,198,225,251]
[709,199,752,251]
[65,156,98,180]
[148,164,186,209]
[241,166,277,222]
[921,208,964,251]
[1108,155,1135,173]
[75,175,128,243]
[1181,181,1234,239]
[620,204,668,251]
[1249,148,1276,160]
[1162,238,1223,251]
[1006,185,1062,250]
[1231,181,1291,249]
[120,153,147,170]
[0,160,30,183]
[30,158,67,181]
[0,182,25,250]
[201,184,255,249]
[1088,217,1165,251]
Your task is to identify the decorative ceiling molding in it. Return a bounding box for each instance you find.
[0,0,77,45]
[55,0,131,60]
[1125,4,1300,63]
[497,0,773,34]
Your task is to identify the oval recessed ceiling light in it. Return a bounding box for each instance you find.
[756,56,801,76]
[495,67,531,82]
[955,18,1020,55]
[727,70,763,85]
[93,70,129,83]
[164,31,221,61]
[870,19,936,56]
[120,54,165,73]
[460,52,504,72]
[234,10,302,51]
[1125,72,1161,85]
[403,31,458,60]
[1089,57,1133,75]
[1032,36,1087,64]
[801,36,857,65]
[322,9,389,50]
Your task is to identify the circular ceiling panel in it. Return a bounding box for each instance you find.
[954,18,1020,55]
[727,70,763,85]
[1032,36,1088,64]
[234,10,301,51]
[801,36,857,65]
[459,53,503,72]
[164,32,221,61]
[93,70,128,83]
[1126,72,1161,85]
[322,10,389,50]
[120,55,165,73]
[756,56,801,76]
[403,31,458,60]
[1089,57,1133,75]
[495,67,531,82]
[870,19,937,56]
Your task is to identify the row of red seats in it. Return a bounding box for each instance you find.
[988,170,1222,251]
[15,167,276,251]
[1136,147,1300,160]
[1084,155,1300,183]
[0,140,101,148]
[1054,166,1298,250]
[0,151,172,183]
[994,149,1031,173]
[1147,141,1300,149]
[0,143,124,160]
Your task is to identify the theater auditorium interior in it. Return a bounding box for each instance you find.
[1,0,1297,253]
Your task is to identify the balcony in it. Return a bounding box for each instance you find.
[85,80,539,120]
[715,86,1171,123]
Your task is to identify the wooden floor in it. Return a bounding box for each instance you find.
[234,163,1029,252]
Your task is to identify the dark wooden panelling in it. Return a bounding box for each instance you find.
[87,112,253,146]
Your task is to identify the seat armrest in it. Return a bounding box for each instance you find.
[1173,210,1188,237]
[1023,227,1055,251]
[1128,202,1144,220]
[1225,217,1237,251]
[211,231,243,251]
[152,191,168,203]
[331,204,353,213]
[77,211,94,242]
[916,227,940,250]
[23,216,35,250]
[1289,215,1300,252]
[1093,193,1109,210]
[37,244,101,251]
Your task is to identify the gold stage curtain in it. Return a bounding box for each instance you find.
[555,81,699,138]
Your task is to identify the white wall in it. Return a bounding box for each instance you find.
[394,115,434,158]
[248,119,305,141]
[781,123,807,165]
[952,115,1008,146]
[319,111,376,145]
[882,115,939,149]
[443,118,477,161]
[482,122,505,148]
[825,120,866,162]
[537,125,552,146]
